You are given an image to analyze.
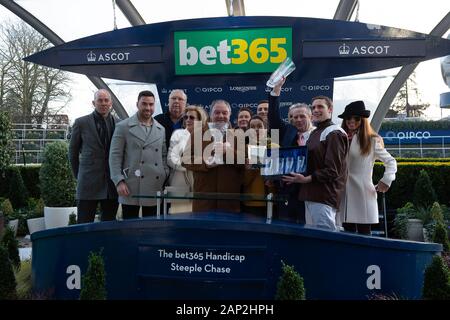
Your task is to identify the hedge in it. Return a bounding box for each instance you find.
[0,165,41,199]
[373,162,450,210]
[380,120,450,131]
[394,158,450,163]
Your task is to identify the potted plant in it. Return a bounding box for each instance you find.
[40,141,77,229]
[26,198,46,235]
[393,202,427,241]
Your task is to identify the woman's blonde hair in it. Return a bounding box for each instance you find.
[184,105,208,130]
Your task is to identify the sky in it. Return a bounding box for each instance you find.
[1,0,449,123]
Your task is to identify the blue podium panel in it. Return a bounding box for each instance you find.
[31,213,441,300]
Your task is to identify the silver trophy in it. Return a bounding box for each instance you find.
[266,57,296,88]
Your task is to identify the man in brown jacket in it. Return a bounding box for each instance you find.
[183,100,243,213]
[282,95,348,230]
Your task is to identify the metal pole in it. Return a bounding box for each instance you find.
[156,191,161,219]
[266,193,273,224]
[163,189,168,219]
[382,193,388,238]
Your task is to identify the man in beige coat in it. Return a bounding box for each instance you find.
[109,90,169,218]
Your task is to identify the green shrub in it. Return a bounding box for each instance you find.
[413,170,437,209]
[1,199,14,218]
[0,244,17,299]
[393,202,415,239]
[424,203,449,242]
[1,225,20,269]
[15,259,32,299]
[432,222,450,253]
[40,142,76,207]
[79,250,107,300]
[27,198,44,218]
[373,163,450,211]
[20,165,41,198]
[422,255,450,300]
[7,166,28,209]
[430,202,445,224]
[68,212,77,226]
[0,112,14,173]
[275,260,305,300]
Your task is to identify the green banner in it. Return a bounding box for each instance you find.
[174,28,292,75]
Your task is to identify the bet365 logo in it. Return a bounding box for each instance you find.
[174,28,292,75]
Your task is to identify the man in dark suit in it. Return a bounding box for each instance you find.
[69,89,119,223]
[154,89,187,147]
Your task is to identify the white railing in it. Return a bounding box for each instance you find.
[12,123,70,164]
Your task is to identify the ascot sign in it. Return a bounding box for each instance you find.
[175,28,292,75]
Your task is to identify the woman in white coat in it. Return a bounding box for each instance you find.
[337,101,397,235]
[167,105,207,213]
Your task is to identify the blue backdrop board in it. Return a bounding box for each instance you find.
[158,79,333,124]
[31,214,441,300]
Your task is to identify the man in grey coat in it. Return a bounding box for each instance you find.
[69,89,119,223]
[109,90,169,218]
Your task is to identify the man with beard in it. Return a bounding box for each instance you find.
[109,90,169,218]
[154,89,187,147]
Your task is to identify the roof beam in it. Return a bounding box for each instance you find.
[333,0,358,21]
[0,0,128,119]
[115,0,145,25]
[371,11,450,131]
[225,0,246,16]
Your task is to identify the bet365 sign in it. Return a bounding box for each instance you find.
[174,28,292,75]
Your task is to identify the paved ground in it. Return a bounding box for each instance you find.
[18,236,32,261]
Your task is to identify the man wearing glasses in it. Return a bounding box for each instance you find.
[154,89,187,147]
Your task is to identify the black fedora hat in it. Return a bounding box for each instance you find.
[338,100,371,119]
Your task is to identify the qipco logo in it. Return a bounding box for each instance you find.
[174,28,292,75]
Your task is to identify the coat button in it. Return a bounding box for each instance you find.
[155,163,158,166]
[141,161,144,164]
[156,176,159,180]
[155,149,158,152]
[141,175,144,178]
[142,147,145,150]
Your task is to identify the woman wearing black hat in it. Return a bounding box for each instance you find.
[337,101,397,235]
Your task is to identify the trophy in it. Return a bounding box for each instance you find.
[266,57,296,88]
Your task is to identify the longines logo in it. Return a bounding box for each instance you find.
[338,43,391,56]
[229,86,257,93]
[195,87,223,93]
[86,51,130,62]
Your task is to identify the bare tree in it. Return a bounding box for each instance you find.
[0,21,71,124]
[390,71,430,118]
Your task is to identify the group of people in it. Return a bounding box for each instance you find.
[69,76,397,235]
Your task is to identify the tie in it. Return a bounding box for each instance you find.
[297,132,305,146]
